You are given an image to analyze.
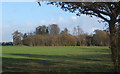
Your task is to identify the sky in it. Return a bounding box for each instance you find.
[1,2,107,42]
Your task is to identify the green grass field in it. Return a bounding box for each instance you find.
[2,46,114,72]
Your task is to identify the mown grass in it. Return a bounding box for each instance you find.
[2,46,114,72]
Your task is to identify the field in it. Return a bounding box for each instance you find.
[2,46,114,72]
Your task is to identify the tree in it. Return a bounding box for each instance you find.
[49,24,60,34]
[23,36,33,46]
[61,28,69,34]
[73,26,84,36]
[60,34,77,46]
[23,33,27,39]
[12,31,23,45]
[117,22,120,72]
[49,34,61,46]
[36,25,49,35]
[73,27,77,36]
[78,33,88,46]
[22,33,28,46]
[46,2,120,72]
[93,29,109,46]
[86,34,93,46]
[77,26,84,36]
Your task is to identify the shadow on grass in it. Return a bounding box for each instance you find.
[2,57,56,72]
[2,53,114,72]
[10,53,112,61]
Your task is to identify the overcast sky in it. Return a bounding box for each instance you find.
[1,2,107,42]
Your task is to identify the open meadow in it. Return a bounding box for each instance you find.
[2,46,114,72]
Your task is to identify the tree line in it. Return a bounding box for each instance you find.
[12,24,109,46]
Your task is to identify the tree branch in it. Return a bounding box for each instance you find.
[117,19,120,22]
[83,7,110,22]
[97,13,110,22]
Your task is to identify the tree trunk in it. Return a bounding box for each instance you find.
[117,23,120,73]
[109,19,119,73]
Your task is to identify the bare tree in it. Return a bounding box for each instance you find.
[73,27,77,36]
[77,26,84,36]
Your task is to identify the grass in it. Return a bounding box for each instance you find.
[2,46,114,72]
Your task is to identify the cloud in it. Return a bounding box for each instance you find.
[58,17,65,22]
[71,16,77,20]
